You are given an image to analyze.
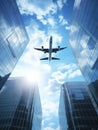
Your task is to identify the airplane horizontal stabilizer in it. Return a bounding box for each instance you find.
[52,57,60,60]
[40,57,48,60]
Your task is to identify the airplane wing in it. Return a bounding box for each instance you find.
[52,47,67,53]
[34,48,49,53]
[40,57,48,60]
[52,57,60,60]
[40,57,60,60]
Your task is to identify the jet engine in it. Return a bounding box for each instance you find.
[41,46,44,50]
[58,46,60,50]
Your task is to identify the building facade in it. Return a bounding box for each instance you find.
[69,0,98,107]
[59,82,98,130]
[0,78,42,130]
[0,0,29,89]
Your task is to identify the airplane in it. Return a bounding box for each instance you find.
[34,36,67,61]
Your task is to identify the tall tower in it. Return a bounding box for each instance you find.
[0,78,42,130]
[59,82,98,130]
[69,0,98,108]
[0,0,29,90]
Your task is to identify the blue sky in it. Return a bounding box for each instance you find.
[11,0,84,130]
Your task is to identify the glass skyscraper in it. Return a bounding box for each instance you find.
[59,82,98,130]
[0,77,42,130]
[0,0,29,89]
[69,0,98,108]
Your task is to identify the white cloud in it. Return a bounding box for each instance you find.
[65,25,70,30]
[26,19,63,47]
[57,0,67,10]
[47,17,56,26]
[68,69,81,78]
[78,47,98,69]
[74,0,81,9]
[69,39,77,49]
[17,0,57,15]
[17,0,57,26]
[56,126,60,130]
[48,122,56,127]
[71,25,79,34]
[41,75,61,130]
[43,127,55,130]
[42,97,60,130]
[59,15,68,25]
[43,126,60,130]
[58,63,77,70]
[80,34,90,49]
[47,79,61,91]
[37,15,56,27]
[49,63,83,84]
[65,25,79,34]
[53,34,62,45]
[43,101,59,117]
[16,0,69,27]
[57,0,64,9]
[51,71,66,82]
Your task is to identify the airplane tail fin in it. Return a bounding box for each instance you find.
[40,57,48,60]
[52,57,60,60]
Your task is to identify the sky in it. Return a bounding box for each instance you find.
[11,0,84,130]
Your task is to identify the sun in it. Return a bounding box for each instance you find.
[25,71,41,84]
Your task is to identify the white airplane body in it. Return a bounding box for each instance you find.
[34,36,67,61]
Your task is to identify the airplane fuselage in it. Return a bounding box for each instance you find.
[34,35,66,61]
[49,36,52,61]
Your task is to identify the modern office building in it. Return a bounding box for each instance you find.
[0,0,29,89]
[69,0,98,108]
[0,77,42,130]
[59,82,98,130]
